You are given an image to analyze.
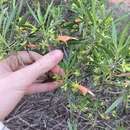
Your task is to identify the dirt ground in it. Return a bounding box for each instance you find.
[3,1,130,130]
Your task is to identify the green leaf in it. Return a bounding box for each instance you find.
[119,23,130,48]
[105,96,123,114]
[67,120,77,130]
[114,12,130,24]
[112,22,117,48]
[3,7,16,37]
[0,8,7,29]
[91,0,96,19]
[17,0,24,16]
[43,0,54,25]
[37,2,43,24]
[26,2,40,24]
[118,35,130,57]
[13,0,16,9]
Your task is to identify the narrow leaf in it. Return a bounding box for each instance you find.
[26,2,40,24]
[112,22,117,48]
[105,96,123,114]
[37,2,43,24]
[3,7,16,37]
[119,23,130,48]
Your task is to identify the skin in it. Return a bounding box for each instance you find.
[0,50,63,121]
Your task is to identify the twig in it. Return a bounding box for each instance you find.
[113,72,130,77]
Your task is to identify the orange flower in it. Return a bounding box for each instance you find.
[72,83,95,96]
[78,85,95,96]
[57,35,78,43]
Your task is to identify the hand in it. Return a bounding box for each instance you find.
[0,50,63,120]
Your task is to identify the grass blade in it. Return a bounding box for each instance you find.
[26,2,40,24]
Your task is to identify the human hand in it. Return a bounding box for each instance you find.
[0,50,63,120]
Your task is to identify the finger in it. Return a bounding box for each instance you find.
[51,65,65,76]
[26,81,62,94]
[2,51,42,71]
[3,50,63,90]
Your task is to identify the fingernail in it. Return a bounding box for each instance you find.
[51,50,63,60]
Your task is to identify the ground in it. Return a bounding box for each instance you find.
[1,0,130,130]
